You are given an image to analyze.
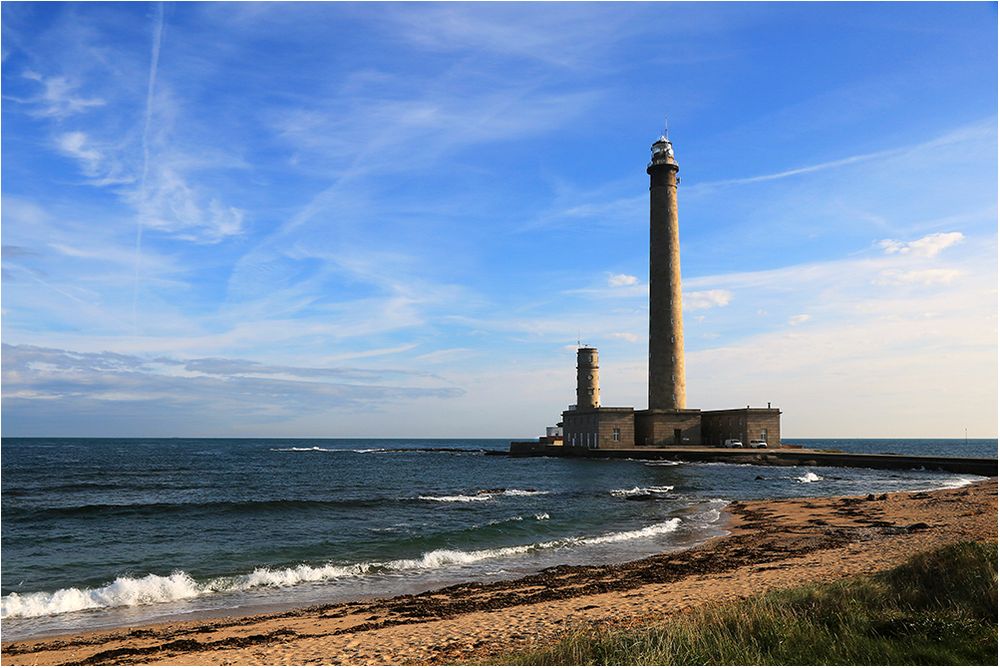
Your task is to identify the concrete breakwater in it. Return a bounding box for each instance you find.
[508,443,997,477]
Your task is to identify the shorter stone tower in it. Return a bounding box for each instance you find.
[563,345,635,449]
[576,347,600,410]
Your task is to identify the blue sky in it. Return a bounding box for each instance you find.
[2,2,997,438]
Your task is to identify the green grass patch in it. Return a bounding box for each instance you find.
[492,541,997,665]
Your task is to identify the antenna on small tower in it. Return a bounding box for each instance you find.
[663,114,670,139]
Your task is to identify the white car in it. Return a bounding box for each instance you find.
[749,440,768,449]
[724,439,743,448]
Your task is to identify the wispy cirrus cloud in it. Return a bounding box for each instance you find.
[55,131,134,186]
[878,231,964,258]
[688,120,995,193]
[873,268,964,286]
[11,70,106,117]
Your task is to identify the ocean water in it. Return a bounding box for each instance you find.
[1,437,994,640]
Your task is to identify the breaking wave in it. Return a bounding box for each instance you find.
[578,517,682,544]
[1,572,203,619]
[270,446,493,455]
[418,494,490,503]
[419,489,549,503]
[795,471,823,483]
[269,446,339,452]
[1,516,684,620]
[610,485,675,499]
[936,476,979,489]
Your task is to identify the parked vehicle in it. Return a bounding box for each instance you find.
[724,438,743,448]
[749,440,768,449]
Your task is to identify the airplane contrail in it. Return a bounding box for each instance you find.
[132,1,165,335]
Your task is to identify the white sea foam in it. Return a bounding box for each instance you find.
[535,512,550,520]
[485,516,523,526]
[578,518,682,544]
[220,562,372,589]
[269,446,338,453]
[386,544,544,570]
[418,494,490,503]
[795,471,823,483]
[692,508,722,525]
[0,572,202,619]
[419,489,548,503]
[610,485,675,498]
[643,461,683,467]
[1,515,684,620]
[937,476,978,489]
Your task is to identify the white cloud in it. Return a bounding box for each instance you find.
[607,273,638,287]
[874,268,963,286]
[609,332,639,343]
[878,231,964,258]
[788,314,810,326]
[56,132,102,170]
[684,289,733,311]
[130,164,246,243]
[18,71,106,118]
[384,3,634,68]
[55,132,133,186]
[1,344,463,435]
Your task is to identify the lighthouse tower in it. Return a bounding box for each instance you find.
[515,127,784,455]
[647,135,686,410]
[634,132,702,445]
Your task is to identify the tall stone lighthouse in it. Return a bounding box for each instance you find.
[646,135,686,410]
[539,129,781,452]
[633,133,702,446]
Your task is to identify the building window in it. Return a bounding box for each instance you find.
[612,427,621,442]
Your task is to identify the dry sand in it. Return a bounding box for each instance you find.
[3,480,996,666]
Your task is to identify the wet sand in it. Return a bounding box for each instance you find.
[3,480,996,666]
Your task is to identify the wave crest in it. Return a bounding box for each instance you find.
[419,489,549,503]
[1,572,201,619]
[579,517,682,545]
[1,515,687,620]
[610,485,675,498]
[269,446,338,452]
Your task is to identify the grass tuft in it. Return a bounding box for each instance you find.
[490,541,997,665]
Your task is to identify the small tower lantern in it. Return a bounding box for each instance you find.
[649,135,678,169]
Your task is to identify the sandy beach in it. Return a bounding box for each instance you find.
[3,479,995,666]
